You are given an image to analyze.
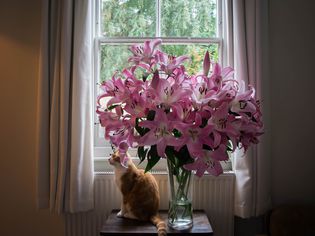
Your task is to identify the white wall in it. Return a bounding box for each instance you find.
[270,0,315,206]
[0,1,64,235]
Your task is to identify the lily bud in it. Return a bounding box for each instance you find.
[203,51,211,76]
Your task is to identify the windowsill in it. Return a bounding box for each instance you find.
[94,169,235,177]
[94,156,233,175]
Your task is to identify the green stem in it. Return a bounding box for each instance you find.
[167,158,175,199]
[167,159,192,223]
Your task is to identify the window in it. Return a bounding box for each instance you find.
[93,0,230,172]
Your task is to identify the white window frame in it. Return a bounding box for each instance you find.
[93,0,231,173]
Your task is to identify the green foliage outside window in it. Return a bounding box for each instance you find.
[161,0,217,38]
[100,0,218,82]
[102,0,156,37]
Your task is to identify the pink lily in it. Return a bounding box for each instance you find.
[230,85,257,115]
[191,75,216,106]
[96,108,121,128]
[107,119,136,149]
[98,75,131,107]
[184,148,228,177]
[124,93,149,122]
[172,100,195,124]
[174,113,214,157]
[237,113,263,151]
[139,109,183,157]
[151,76,192,109]
[239,129,263,151]
[207,87,237,108]
[156,51,190,75]
[122,68,144,93]
[208,102,240,147]
[208,63,234,91]
[128,39,162,65]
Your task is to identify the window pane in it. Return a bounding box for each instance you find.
[101,0,156,37]
[100,44,130,82]
[161,44,219,75]
[161,0,217,38]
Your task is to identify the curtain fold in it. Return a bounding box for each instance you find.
[229,0,271,218]
[36,0,94,213]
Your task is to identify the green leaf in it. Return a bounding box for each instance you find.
[135,118,144,136]
[145,145,160,172]
[135,118,150,136]
[165,146,178,175]
[165,146,176,164]
[227,140,233,151]
[202,144,212,151]
[147,110,156,121]
[107,104,119,110]
[176,145,194,167]
[200,118,208,128]
[172,129,182,138]
[137,146,148,164]
[142,73,149,82]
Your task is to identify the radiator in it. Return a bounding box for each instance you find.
[65,172,235,236]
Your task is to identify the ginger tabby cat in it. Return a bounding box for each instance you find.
[109,151,167,236]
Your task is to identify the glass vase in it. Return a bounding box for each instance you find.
[167,159,193,230]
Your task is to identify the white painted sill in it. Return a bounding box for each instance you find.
[94,151,233,175]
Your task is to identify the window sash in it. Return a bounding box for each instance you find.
[97,0,222,39]
[93,0,229,172]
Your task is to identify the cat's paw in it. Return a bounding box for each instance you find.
[117,210,124,218]
[123,212,137,220]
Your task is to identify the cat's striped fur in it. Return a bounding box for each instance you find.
[109,151,167,236]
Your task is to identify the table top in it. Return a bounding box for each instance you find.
[100,209,213,235]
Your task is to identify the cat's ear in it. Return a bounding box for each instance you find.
[113,150,119,156]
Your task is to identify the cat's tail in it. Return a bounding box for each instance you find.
[151,215,167,236]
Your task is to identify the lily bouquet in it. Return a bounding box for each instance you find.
[96,39,263,177]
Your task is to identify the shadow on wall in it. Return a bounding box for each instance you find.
[234,215,268,236]
[0,2,40,48]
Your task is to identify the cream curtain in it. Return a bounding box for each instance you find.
[36,0,94,213]
[225,0,272,218]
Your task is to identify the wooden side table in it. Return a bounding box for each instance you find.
[100,209,213,235]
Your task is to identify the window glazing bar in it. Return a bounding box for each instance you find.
[98,37,222,44]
